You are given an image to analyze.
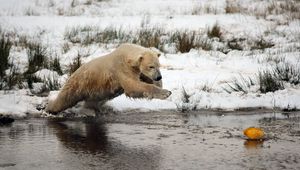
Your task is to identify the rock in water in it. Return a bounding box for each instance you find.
[0,115,15,125]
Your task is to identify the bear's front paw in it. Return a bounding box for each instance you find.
[159,89,172,99]
[144,89,171,100]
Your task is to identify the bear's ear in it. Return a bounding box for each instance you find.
[127,55,143,67]
[149,47,161,58]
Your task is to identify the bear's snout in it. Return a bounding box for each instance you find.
[155,75,162,81]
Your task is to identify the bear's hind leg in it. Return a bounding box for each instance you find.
[46,89,84,114]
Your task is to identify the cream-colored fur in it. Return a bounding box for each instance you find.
[46,43,171,114]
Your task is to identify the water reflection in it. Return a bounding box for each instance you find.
[244,140,264,149]
[47,118,161,170]
[48,119,109,154]
[186,112,297,128]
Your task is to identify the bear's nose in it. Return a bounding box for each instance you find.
[155,75,162,81]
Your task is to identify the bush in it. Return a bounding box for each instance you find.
[62,42,71,53]
[24,42,49,89]
[43,76,61,91]
[0,63,24,90]
[196,38,213,51]
[224,76,255,94]
[64,26,131,45]
[176,86,194,112]
[0,33,23,90]
[64,25,213,53]
[207,23,222,39]
[68,53,82,75]
[274,62,300,85]
[64,26,83,43]
[170,30,197,53]
[250,37,274,50]
[0,34,12,78]
[135,27,163,50]
[225,0,241,14]
[16,34,29,48]
[258,70,284,93]
[199,82,213,92]
[223,71,284,94]
[4,63,24,90]
[50,57,63,75]
[26,43,49,74]
[25,74,42,89]
[98,27,123,44]
[227,38,244,50]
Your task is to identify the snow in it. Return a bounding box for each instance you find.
[0,0,300,117]
[0,90,44,117]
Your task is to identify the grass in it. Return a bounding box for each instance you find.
[64,26,84,43]
[258,70,284,93]
[273,62,300,85]
[64,25,214,53]
[176,86,193,113]
[223,75,255,94]
[62,42,71,53]
[4,63,23,90]
[26,42,49,74]
[226,36,274,51]
[191,4,219,15]
[25,74,42,89]
[181,86,190,104]
[71,0,77,8]
[225,0,241,14]
[250,37,274,50]
[227,38,245,51]
[0,33,12,78]
[43,75,61,91]
[50,57,63,76]
[24,42,63,89]
[24,7,40,16]
[170,30,197,53]
[16,34,29,48]
[0,61,24,90]
[223,63,298,94]
[0,32,23,90]
[266,0,300,20]
[207,23,222,39]
[224,0,300,20]
[68,53,82,75]
[135,27,163,50]
[199,82,214,93]
[197,38,213,51]
[64,26,131,45]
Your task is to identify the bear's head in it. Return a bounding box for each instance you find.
[127,50,162,82]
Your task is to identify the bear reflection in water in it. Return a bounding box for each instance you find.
[48,119,109,153]
[47,119,160,169]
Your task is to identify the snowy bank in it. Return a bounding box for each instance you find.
[0,0,299,117]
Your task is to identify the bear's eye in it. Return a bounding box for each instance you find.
[149,66,155,69]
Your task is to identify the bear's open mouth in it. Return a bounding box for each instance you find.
[140,73,155,84]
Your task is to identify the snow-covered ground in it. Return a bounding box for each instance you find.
[0,0,300,117]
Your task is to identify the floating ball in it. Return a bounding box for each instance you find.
[243,127,264,140]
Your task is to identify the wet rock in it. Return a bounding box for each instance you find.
[0,163,16,168]
[0,114,14,125]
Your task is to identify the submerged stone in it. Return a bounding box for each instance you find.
[0,114,15,125]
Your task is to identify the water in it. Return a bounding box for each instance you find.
[0,111,299,170]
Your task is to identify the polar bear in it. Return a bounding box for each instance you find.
[46,43,171,114]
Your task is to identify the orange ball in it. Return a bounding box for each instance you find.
[243,127,264,140]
